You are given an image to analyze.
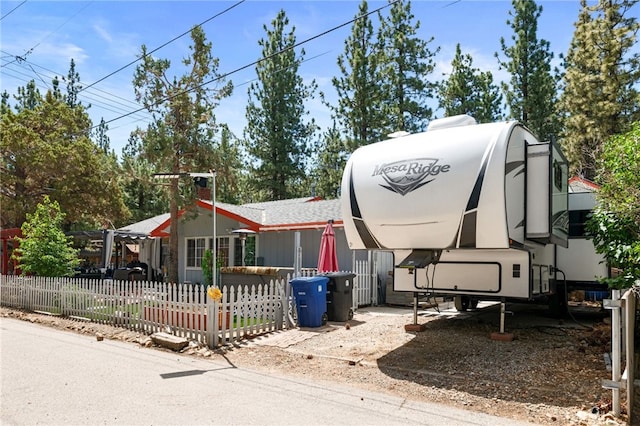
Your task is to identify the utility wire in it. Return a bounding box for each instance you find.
[1,63,152,123]
[99,0,399,129]
[1,50,149,111]
[1,1,93,68]
[1,0,27,21]
[1,1,245,124]
[79,0,245,93]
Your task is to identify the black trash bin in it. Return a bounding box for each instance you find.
[323,272,356,322]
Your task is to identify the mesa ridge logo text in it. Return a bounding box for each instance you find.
[372,158,450,196]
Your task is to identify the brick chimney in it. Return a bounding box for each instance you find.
[197,186,211,200]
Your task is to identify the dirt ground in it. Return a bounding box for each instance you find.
[0,301,630,426]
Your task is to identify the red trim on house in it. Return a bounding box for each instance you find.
[149,200,263,237]
[569,176,600,191]
[0,228,21,239]
[148,199,342,236]
[195,200,261,230]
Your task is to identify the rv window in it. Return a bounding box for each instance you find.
[569,210,591,237]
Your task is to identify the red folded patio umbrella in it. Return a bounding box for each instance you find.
[317,220,339,273]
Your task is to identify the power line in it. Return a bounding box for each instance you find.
[1,50,146,111]
[1,0,27,21]
[99,0,399,129]
[1,1,245,128]
[1,61,152,124]
[1,1,93,68]
[79,0,245,93]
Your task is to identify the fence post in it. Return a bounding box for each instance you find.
[613,289,621,417]
[603,289,622,416]
[206,295,215,349]
[624,287,636,422]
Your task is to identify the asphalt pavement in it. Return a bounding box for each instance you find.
[0,316,538,426]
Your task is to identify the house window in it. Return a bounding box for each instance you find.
[233,235,256,266]
[208,237,230,267]
[186,238,206,268]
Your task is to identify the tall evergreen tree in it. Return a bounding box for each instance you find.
[93,118,112,155]
[120,143,168,225]
[1,91,10,114]
[311,123,349,200]
[14,80,41,112]
[377,0,437,134]
[558,0,640,179]
[331,0,385,151]
[497,0,559,141]
[63,59,83,109]
[244,9,318,201]
[214,125,244,204]
[439,44,503,123]
[132,26,232,283]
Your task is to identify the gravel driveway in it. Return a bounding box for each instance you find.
[0,301,627,425]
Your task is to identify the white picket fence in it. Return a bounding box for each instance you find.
[0,275,291,348]
[0,260,377,348]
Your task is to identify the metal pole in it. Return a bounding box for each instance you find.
[612,289,621,416]
[293,231,301,277]
[211,170,217,288]
[241,237,246,267]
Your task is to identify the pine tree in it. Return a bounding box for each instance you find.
[331,0,385,151]
[497,0,559,141]
[63,59,85,109]
[132,25,232,283]
[244,9,318,201]
[377,0,438,134]
[94,118,112,155]
[312,123,349,199]
[558,0,640,178]
[214,125,244,204]
[120,150,168,224]
[439,44,503,123]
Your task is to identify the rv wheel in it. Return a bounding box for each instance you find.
[454,296,471,312]
[469,298,479,309]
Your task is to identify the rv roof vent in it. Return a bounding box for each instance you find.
[427,114,477,132]
[388,131,410,139]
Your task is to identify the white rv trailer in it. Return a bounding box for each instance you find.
[341,115,571,317]
[558,186,609,296]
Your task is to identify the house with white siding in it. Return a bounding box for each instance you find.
[130,197,363,285]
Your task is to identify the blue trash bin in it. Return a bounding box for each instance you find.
[291,276,329,327]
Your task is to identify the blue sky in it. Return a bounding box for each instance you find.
[1,1,592,156]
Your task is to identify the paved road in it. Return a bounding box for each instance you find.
[1,317,535,426]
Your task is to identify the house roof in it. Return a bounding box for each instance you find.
[118,213,170,235]
[149,197,343,237]
[569,176,600,193]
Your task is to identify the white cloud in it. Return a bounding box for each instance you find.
[93,23,113,44]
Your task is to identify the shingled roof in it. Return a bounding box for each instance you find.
[149,197,343,237]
